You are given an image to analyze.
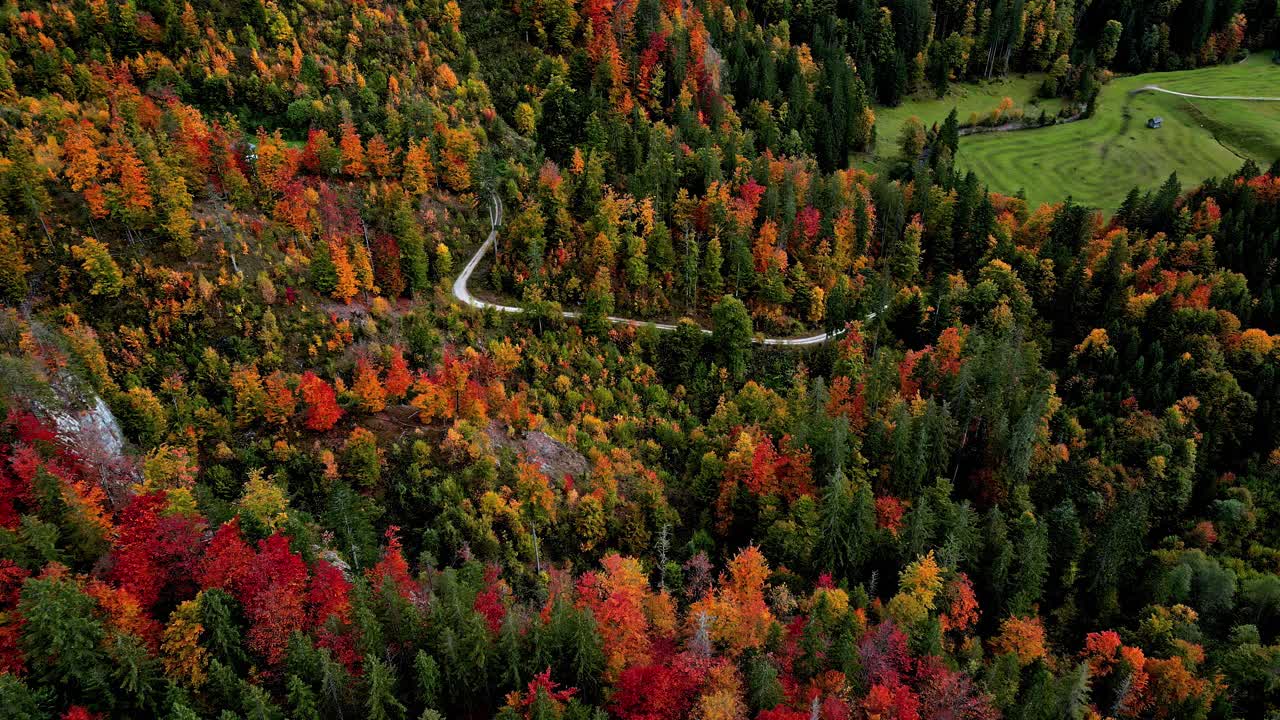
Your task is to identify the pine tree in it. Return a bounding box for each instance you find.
[365,654,407,720]
[940,108,960,157]
[415,650,442,712]
[19,573,112,706]
[310,242,338,295]
[724,232,754,295]
[701,236,724,300]
[393,196,430,293]
[198,590,249,669]
[287,675,322,720]
[891,216,923,285]
[582,269,615,338]
[744,655,783,712]
[819,463,876,579]
[0,47,12,96]
[497,613,526,693]
[1008,502,1049,614]
[711,295,753,382]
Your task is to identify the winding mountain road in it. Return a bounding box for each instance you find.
[1132,85,1280,101]
[452,197,880,346]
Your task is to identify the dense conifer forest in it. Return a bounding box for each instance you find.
[0,0,1279,718]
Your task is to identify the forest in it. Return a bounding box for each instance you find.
[0,0,1279,719]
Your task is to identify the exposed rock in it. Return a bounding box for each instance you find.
[34,370,138,503]
[486,421,589,479]
[45,392,126,462]
[316,547,355,580]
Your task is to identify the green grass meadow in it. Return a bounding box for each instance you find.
[872,74,1066,154]
[869,54,1280,212]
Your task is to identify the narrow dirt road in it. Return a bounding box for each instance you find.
[1133,85,1280,101]
[452,197,883,346]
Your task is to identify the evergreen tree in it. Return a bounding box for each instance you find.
[582,269,615,338]
[310,241,338,295]
[18,574,111,708]
[745,654,784,712]
[819,463,876,579]
[415,650,442,713]
[701,236,724,300]
[287,675,322,720]
[392,195,431,294]
[365,654,407,720]
[711,295,753,383]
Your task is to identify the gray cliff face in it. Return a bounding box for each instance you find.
[486,420,589,480]
[45,392,127,461]
[33,368,139,503]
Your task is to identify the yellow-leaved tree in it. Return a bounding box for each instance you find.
[688,545,775,657]
[161,597,208,688]
[886,550,945,627]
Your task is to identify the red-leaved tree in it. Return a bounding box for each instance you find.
[299,371,344,431]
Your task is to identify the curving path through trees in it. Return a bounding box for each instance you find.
[1132,85,1280,102]
[452,197,881,346]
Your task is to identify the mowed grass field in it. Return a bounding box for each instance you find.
[956,54,1280,211]
[866,54,1280,212]
[872,74,1066,153]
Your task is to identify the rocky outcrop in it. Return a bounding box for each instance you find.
[486,421,590,479]
[32,368,138,503]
